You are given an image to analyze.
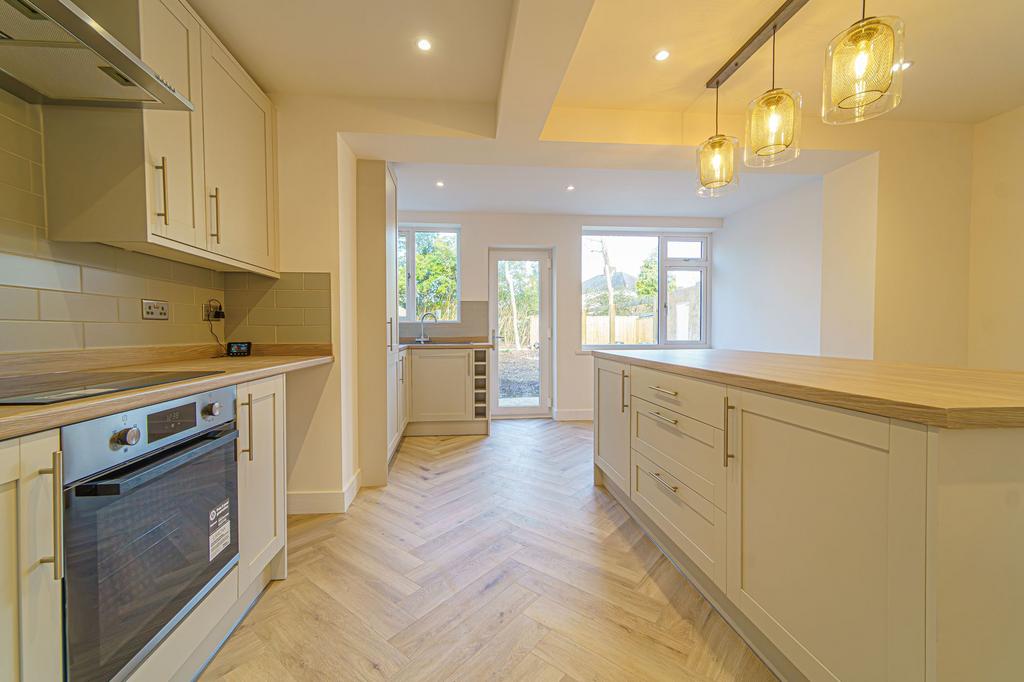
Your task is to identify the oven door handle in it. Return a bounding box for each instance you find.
[75,429,238,497]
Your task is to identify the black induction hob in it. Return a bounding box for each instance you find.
[0,370,225,405]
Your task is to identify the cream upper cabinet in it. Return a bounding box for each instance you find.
[409,350,475,422]
[201,31,277,272]
[726,388,926,681]
[593,358,630,491]
[42,0,279,277]
[237,375,286,591]
[140,0,205,247]
[385,166,399,355]
[1,431,63,682]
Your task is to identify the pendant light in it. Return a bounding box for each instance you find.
[744,26,801,167]
[697,85,738,198]
[822,0,905,124]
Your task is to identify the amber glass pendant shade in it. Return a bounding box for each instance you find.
[697,134,738,197]
[744,88,801,167]
[822,15,905,124]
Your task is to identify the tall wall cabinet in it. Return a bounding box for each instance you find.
[356,160,400,487]
[42,0,278,277]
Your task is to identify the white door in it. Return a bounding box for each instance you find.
[489,250,552,418]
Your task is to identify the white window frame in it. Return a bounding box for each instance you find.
[398,223,462,323]
[581,231,711,350]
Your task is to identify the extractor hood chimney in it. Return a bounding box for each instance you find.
[0,0,193,110]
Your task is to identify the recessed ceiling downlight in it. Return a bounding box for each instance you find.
[435,180,445,187]
[654,50,670,62]
[417,38,432,51]
[566,185,576,192]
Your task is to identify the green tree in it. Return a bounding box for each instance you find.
[636,255,658,298]
[415,233,459,320]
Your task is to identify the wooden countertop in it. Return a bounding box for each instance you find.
[0,354,333,441]
[399,342,493,350]
[594,349,1024,429]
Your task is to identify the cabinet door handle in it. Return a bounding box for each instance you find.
[240,399,253,461]
[399,356,405,383]
[209,187,221,244]
[155,156,169,225]
[649,410,677,426]
[37,450,64,581]
[620,369,628,413]
[648,385,678,397]
[650,470,679,494]
[386,318,394,351]
[723,397,735,468]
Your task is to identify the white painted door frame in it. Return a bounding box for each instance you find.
[488,249,552,418]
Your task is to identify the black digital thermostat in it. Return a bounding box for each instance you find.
[226,341,252,357]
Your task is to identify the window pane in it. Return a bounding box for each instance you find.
[581,235,658,345]
[496,259,541,407]
[666,269,702,342]
[414,231,459,321]
[397,232,407,318]
[666,239,702,259]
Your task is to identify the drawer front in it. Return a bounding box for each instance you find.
[632,451,726,589]
[631,365,726,428]
[632,397,725,510]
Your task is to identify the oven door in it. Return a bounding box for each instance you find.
[64,425,239,682]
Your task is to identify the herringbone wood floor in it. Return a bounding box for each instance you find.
[202,419,776,681]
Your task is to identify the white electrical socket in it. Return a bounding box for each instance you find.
[142,299,170,320]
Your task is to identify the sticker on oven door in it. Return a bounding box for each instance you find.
[209,499,231,561]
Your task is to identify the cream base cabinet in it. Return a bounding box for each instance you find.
[726,388,926,682]
[387,352,401,458]
[593,358,630,491]
[409,350,475,422]
[1,431,63,682]
[237,376,286,592]
[398,350,410,434]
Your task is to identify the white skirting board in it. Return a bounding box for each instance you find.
[286,489,346,514]
[553,408,593,421]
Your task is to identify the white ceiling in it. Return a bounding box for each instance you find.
[557,0,1024,123]
[394,163,827,217]
[187,0,514,101]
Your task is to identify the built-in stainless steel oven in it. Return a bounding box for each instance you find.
[60,386,238,681]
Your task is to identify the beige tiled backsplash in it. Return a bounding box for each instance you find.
[397,300,489,340]
[224,273,332,344]
[0,90,228,353]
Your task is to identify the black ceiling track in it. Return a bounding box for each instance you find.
[705,0,812,88]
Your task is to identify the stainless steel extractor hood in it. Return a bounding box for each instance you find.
[0,0,192,110]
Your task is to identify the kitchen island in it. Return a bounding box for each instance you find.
[593,348,1024,682]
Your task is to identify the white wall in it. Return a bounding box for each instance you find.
[712,180,824,355]
[967,104,1024,370]
[273,98,360,513]
[399,211,719,420]
[820,153,879,359]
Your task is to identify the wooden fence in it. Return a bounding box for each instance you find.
[582,315,656,345]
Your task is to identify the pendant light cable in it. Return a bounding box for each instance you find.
[714,83,720,135]
[771,26,776,89]
[862,0,866,20]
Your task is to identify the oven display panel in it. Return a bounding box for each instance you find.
[147,403,198,443]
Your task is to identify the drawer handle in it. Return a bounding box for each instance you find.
[648,385,678,397]
[651,470,679,493]
[649,410,678,426]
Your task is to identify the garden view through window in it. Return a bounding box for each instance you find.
[581,233,708,347]
[398,228,460,322]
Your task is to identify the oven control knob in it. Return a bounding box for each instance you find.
[203,402,222,418]
[114,426,141,447]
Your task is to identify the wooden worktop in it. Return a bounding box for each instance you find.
[398,341,493,350]
[594,348,1024,429]
[0,353,332,441]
